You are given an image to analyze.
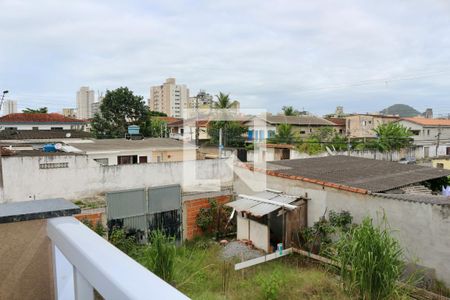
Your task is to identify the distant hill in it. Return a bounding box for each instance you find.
[380,104,421,117]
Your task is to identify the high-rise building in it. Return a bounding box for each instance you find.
[62,108,77,118]
[76,86,95,119]
[187,90,214,109]
[3,100,17,115]
[149,78,189,118]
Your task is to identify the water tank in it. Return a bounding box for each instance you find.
[43,144,57,152]
[128,125,140,135]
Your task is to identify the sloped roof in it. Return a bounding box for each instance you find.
[400,117,450,127]
[155,116,182,123]
[0,129,92,140]
[325,117,346,126]
[0,113,85,124]
[267,156,450,193]
[258,115,335,126]
[226,191,299,217]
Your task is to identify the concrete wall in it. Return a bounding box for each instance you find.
[233,165,450,285]
[236,214,269,252]
[0,219,54,299]
[0,155,233,202]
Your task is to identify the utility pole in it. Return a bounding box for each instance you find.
[219,128,223,158]
[195,92,202,147]
[436,126,441,157]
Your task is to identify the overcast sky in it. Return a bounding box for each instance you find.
[1,0,450,116]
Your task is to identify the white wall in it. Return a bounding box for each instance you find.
[0,155,233,202]
[0,124,78,130]
[236,214,269,252]
[233,165,450,285]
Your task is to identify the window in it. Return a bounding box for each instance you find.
[427,130,430,136]
[32,127,39,130]
[94,158,109,165]
[411,130,420,136]
[39,162,68,169]
[51,127,63,130]
[436,163,444,169]
[117,155,138,165]
[139,156,148,163]
[300,130,306,134]
[5,127,17,130]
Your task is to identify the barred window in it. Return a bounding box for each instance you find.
[39,162,69,169]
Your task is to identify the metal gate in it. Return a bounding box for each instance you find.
[106,185,182,241]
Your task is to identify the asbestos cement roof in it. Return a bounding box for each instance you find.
[226,191,299,217]
[267,156,450,193]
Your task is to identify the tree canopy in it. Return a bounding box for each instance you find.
[373,122,412,152]
[213,92,239,109]
[91,87,148,138]
[22,107,48,114]
[281,106,299,116]
[208,121,246,147]
[268,123,296,144]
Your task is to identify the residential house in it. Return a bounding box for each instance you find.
[432,156,450,170]
[0,113,87,131]
[345,114,399,138]
[67,138,197,165]
[235,155,450,285]
[325,117,346,135]
[244,114,337,142]
[399,117,450,158]
[167,118,210,141]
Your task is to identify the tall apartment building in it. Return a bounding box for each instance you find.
[3,100,17,115]
[149,78,189,118]
[76,86,95,119]
[62,108,77,118]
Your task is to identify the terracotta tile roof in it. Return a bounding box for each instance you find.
[167,119,210,127]
[401,117,450,127]
[325,117,346,126]
[0,113,85,123]
[155,116,182,123]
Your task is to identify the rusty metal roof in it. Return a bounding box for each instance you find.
[226,191,299,217]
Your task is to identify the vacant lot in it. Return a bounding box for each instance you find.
[138,239,351,300]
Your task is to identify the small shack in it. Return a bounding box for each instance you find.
[226,190,307,252]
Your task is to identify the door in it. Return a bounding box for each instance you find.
[424,147,430,158]
[447,147,450,156]
[281,148,290,160]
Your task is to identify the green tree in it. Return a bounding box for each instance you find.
[268,123,296,144]
[213,92,239,109]
[91,87,148,138]
[141,118,169,138]
[22,107,48,113]
[373,123,412,152]
[208,121,246,147]
[149,111,167,117]
[281,106,299,116]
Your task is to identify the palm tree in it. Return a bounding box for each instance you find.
[282,106,298,116]
[269,123,296,144]
[22,107,48,114]
[214,92,238,109]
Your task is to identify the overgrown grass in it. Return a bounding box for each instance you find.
[170,240,350,300]
[334,216,407,300]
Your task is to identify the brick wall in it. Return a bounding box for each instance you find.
[75,212,103,225]
[184,195,232,240]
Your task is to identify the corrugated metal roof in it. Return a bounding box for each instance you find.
[226,191,299,217]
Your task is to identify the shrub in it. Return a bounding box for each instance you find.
[329,210,353,231]
[258,271,284,300]
[108,227,136,254]
[334,216,404,300]
[142,230,176,283]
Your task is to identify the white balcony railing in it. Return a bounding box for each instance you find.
[47,217,189,300]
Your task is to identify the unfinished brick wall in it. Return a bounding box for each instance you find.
[184,195,232,240]
[75,212,103,225]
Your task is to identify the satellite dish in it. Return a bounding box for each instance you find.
[66,133,71,138]
[55,143,62,150]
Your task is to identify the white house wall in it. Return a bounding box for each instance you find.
[0,156,233,202]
